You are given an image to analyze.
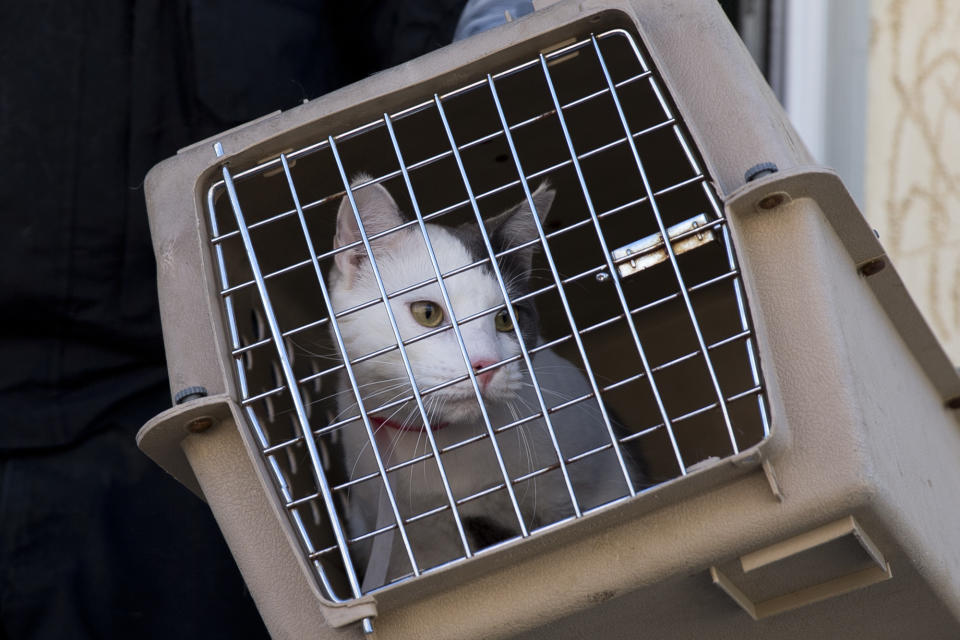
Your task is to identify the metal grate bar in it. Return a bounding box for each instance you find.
[383,107,592,518]
[229,205,725,365]
[432,93,576,526]
[707,188,770,438]
[538,53,688,476]
[593,34,740,455]
[206,189,261,445]
[206,58,651,213]
[223,159,692,333]
[275,217,715,372]
[278,153,422,575]
[389,90,586,517]
[206,27,771,605]
[206,173,347,600]
[214,145,364,603]
[285,373,770,537]
[328,137,476,559]
[304,378,769,551]
[305,316,752,453]
[299,377,771,521]
[251,272,749,474]
[215,115,680,297]
[256,264,746,456]
[288,509,340,598]
[485,74,637,494]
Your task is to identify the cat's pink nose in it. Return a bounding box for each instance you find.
[472,359,497,391]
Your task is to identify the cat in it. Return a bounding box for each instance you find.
[327,174,640,588]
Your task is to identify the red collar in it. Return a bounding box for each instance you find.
[369,415,448,433]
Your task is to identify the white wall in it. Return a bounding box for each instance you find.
[864,0,960,364]
[782,0,958,364]
[784,0,870,208]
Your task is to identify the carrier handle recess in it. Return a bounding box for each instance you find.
[710,516,893,620]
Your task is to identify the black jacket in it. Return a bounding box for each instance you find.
[0,0,465,449]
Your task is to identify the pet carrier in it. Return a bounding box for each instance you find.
[138,0,960,638]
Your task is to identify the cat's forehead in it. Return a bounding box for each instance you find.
[427,223,486,273]
[441,222,489,267]
[385,224,504,306]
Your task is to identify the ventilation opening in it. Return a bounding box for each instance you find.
[206,28,769,601]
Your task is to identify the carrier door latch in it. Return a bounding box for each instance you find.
[611,213,715,278]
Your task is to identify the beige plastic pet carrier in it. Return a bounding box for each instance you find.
[138,0,960,638]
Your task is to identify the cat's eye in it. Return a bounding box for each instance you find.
[494,309,513,332]
[410,300,444,328]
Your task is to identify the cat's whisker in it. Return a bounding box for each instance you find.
[514,398,537,475]
[505,400,529,507]
[346,399,411,505]
[345,386,415,488]
[518,409,536,487]
[287,337,342,361]
[511,393,542,470]
[309,383,410,434]
[434,393,449,476]
[410,393,437,508]
[345,413,392,500]
[516,381,606,417]
[382,403,424,511]
[514,395,542,528]
[381,402,415,465]
[275,376,411,421]
[501,271,526,293]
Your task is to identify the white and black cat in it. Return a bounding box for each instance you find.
[327,175,639,586]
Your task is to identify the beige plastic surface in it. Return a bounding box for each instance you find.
[710,516,893,620]
[137,0,960,637]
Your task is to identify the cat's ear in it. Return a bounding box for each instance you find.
[487,181,555,272]
[333,176,405,279]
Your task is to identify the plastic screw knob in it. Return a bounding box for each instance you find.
[744,162,779,183]
[174,386,209,405]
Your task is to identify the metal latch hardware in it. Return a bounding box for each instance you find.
[611,213,715,278]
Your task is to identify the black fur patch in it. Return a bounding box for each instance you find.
[462,515,517,549]
[607,405,652,489]
[448,218,541,346]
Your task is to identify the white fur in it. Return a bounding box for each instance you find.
[328,178,635,583]
[333,226,526,420]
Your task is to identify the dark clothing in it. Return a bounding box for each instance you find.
[0,0,465,450]
[0,0,464,637]
[0,385,268,639]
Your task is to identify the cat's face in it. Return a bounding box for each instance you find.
[328,177,554,426]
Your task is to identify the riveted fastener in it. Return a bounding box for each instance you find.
[757,192,788,210]
[858,258,886,277]
[187,416,215,433]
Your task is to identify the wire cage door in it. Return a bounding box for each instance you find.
[204,28,770,605]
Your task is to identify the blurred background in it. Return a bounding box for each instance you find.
[721,0,959,365]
